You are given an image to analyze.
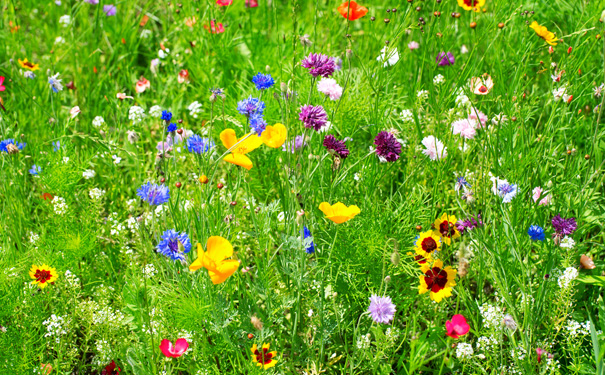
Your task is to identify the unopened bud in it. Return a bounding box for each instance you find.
[390,251,400,266]
[346,49,353,58]
[384,275,391,284]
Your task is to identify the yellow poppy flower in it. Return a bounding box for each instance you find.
[261,123,287,148]
[456,0,485,12]
[251,343,278,370]
[529,21,558,46]
[433,213,460,246]
[18,58,40,71]
[220,129,262,170]
[418,259,457,302]
[29,264,58,288]
[319,202,361,224]
[189,236,240,284]
[414,230,442,259]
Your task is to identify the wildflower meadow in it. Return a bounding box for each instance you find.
[2,0,605,374]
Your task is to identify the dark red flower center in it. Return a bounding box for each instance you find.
[463,0,479,6]
[34,269,52,284]
[478,86,487,93]
[424,266,448,293]
[24,61,35,68]
[421,237,437,252]
[439,221,454,238]
[254,348,274,365]
[414,255,428,264]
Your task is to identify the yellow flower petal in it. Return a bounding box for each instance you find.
[224,153,254,170]
[261,123,287,148]
[234,133,263,155]
[319,202,360,224]
[220,129,237,149]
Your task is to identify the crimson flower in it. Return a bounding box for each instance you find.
[445,314,470,339]
[159,338,189,358]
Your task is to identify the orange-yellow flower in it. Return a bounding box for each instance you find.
[261,123,287,148]
[189,236,239,284]
[418,259,457,302]
[337,1,368,21]
[319,202,360,224]
[433,213,460,246]
[456,0,485,12]
[530,21,558,46]
[220,129,262,170]
[18,58,40,71]
[414,230,442,259]
[29,264,58,288]
[251,343,278,370]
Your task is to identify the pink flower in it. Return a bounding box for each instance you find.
[532,186,552,206]
[445,314,470,339]
[421,135,447,161]
[0,76,5,92]
[408,41,419,50]
[70,106,81,119]
[216,0,232,5]
[468,110,488,128]
[317,78,343,101]
[178,70,190,84]
[536,347,552,363]
[245,0,259,7]
[451,119,477,139]
[135,77,150,93]
[116,93,134,100]
[159,338,189,358]
[204,20,225,34]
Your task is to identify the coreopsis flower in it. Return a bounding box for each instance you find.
[251,343,278,370]
[446,314,470,339]
[318,202,361,224]
[421,136,447,160]
[368,295,396,324]
[189,236,239,284]
[220,129,262,170]
[299,105,328,131]
[301,53,335,78]
[103,4,117,16]
[252,73,275,90]
[433,213,460,245]
[451,119,477,139]
[337,1,368,20]
[374,131,402,162]
[204,20,225,34]
[377,47,399,67]
[159,338,189,358]
[178,69,190,84]
[261,123,287,148]
[135,77,150,93]
[530,21,557,46]
[418,259,457,302]
[187,134,214,154]
[157,229,192,261]
[415,231,442,259]
[29,264,58,288]
[470,73,493,95]
[528,225,545,241]
[101,361,120,375]
[48,73,63,93]
[456,0,485,12]
[436,52,454,66]
[136,182,170,205]
[317,78,343,100]
[18,58,40,71]
[323,135,349,159]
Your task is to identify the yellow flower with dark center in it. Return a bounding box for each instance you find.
[251,343,278,370]
[29,264,58,288]
[418,259,457,302]
[319,202,361,224]
[433,213,460,246]
[18,58,40,71]
[189,236,239,284]
[220,129,262,170]
[414,230,441,259]
[456,0,485,12]
[529,21,558,46]
[261,123,287,148]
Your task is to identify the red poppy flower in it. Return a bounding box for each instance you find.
[159,338,189,358]
[445,314,470,339]
[204,20,225,34]
[101,361,121,375]
[41,193,54,201]
[337,1,368,21]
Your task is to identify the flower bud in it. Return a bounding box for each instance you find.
[346,49,353,58]
[384,275,391,284]
[390,250,400,266]
[127,130,139,144]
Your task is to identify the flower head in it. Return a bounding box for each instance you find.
[136,182,170,206]
[551,215,577,237]
[261,123,287,148]
[446,314,470,339]
[161,110,173,122]
[237,96,265,118]
[0,76,5,92]
[187,134,215,154]
[374,131,402,162]
[101,361,121,375]
[528,225,545,241]
[303,226,315,254]
[456,0,485,12]
[216,0,232,5]
[189,236,240,284]
[204,20,225,34]
[167,123,177,132]
[451,119,477,139]
[301,53,336,78]
[159,338,189,358]
[299,105,328,131]
[337,1,368,20]
[135,77,150,93]
[103,4,117,16]
[250,114,267,135]
[252,73,275,90]
[491,177,518,203]
[220,129,263,170]
[418,259,457,302]
[0,139,26,153]
[436,52,455,66]
[319,202,360,224]
[415,231,441,259]
[48,73,63,93]
[18,58,40,71]
[377,47,399,67]
[421,136,447,160]
[470,73,493,95]
[251,343,278,370]
[317,78,343,100]
[368,295,396,324]
[323,135,350,159]
[433,213,460,245]
[530,21,558,46]
[29,264,58,288]
[29,164,42,175]
[157,229,192,261]
[456,214,483,234]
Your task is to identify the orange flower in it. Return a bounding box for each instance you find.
[337,1,368,21]
[261,123,287,148]
[319,202,361,224]
[220,129,262,170]
[189,236,239,284]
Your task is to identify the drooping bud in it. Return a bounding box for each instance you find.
[390,250,400,266]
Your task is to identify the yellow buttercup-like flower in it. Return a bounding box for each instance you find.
[29,264,58,288]
[220,129,262,170]
[418,259,457,302]
[529,21,558,46]
[251,343,278,370]
[189,236,240,284]
[433,213,460,246]
[319,202,361,224]
[456,0,485,12]
[261,123,287,148]
[18,58,40,71]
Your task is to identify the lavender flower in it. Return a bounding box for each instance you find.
[237,96,265,118]
[552,215,577,237]
[136,182,170,206]
[103,4,117,16]
[250,114,267,135]
[436,52,455,66]
[282,135,306,153]
[187,134,215,154]
[299,105,328,131]
[374,131,401,162]
[323,135,349,159]
[456,214,483,234]
[368,295,396,324]
[301,53,336,78]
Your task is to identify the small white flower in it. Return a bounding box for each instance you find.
[460,45,469,54]
[59,15,71,27]
[456,343,474,360]
[112,155,122,164]
[70,106,81,119]
[188,101,203,118]
[552,86,567,101]
[433,74,445,85]
[558,267,579,289]
[89,188,106,200]
[158,49,169,59]
[54,36,65,44]
[377,47,399,67]
[416,90,429,100]
[560,236,575,249]
[400,109,414,123]
[128,106,146,124]
[83,169,96,179]
[92,116,105,128]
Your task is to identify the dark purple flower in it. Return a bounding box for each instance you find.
[323,135,349,159]
[436,52,454,66]
[299,105,328,131]
[456,214,483,234]
[551,215,577,236]
[103,4,117,16]
[374,131,401,162]
[301,53,336,78]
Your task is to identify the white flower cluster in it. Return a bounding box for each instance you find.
[558,267,579,289]
[455,343,474,359]
[565,319,591,337]
[400,109,414,123]
[188,101,203,118]
[126,216,139,234]
[89,188,106,200]
[107,212,125,236]
[509,345,527,361]
[143,264,157,279]
[29,232,40,245]
[356,333,371,350]
[126,198,138,211]
[83,169,96,179]
[92,306,125,327]
[416,90,429,100]
[92,339,113,366]
[58,15,71,27]
[149,105,163,118]
[155,204,168,217]
[43,315,67,343]
[560,236,575,249]
[64,270,80,289]
[53,197,68,215]
[92,116,105,128]
[479,303,504,330]
[476,336,497,352]
[128,106,146,124]
[433,74,445,85]
[455,89,470,108]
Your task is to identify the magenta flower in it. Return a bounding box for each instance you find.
[374,131,401,162]
[301,53,336,78]
[299,105,328,131]
[323,135,349,159]
[103,4,117,16]
[445,314,470,339]
[551,215,577,236]
[159,338,189,358]
[436,52,455,66]
[368,294,396,324]
[536,348,552,363]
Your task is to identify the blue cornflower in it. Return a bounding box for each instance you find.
[48,73,63,93]
[252,73,275,91]
[136,182,170,206]
[187,134,215,154]
[167,123,177,132]
[237,96,265,118]
[28,165,41,175]
[303,226,315,254]
[0,139,26,153]
[52,141,61,152]
[161,110,173,122]
[250,114,267,136]
[455,176,471,192]
[528,225,545,241]
[156,229,192,261]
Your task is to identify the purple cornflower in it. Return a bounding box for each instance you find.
[301,53,336,78]
[374,131,401,162]
[456,214,483,234]
[250,114,267,135]
[136,182,170,206]
[299,105,328,131]
[237,96,265,118]
[368,295,396,324]
[282,135,306,153]
[103,4,117,16]
[252,73,275,90]
[551,215,577,237]
[323,135,349,159]
[157,229,192,261]
[436,52,455,66]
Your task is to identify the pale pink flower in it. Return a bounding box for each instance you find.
[468,110,488,128]
[452,119,477,139]
[70,106,81,119]
[408,41,419,50]
[470,73,493,95]
[421,135,447,161]
[135,77,150,93]
[116,93,134,100]
[532,186,552,206]
[317,78,343,101]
